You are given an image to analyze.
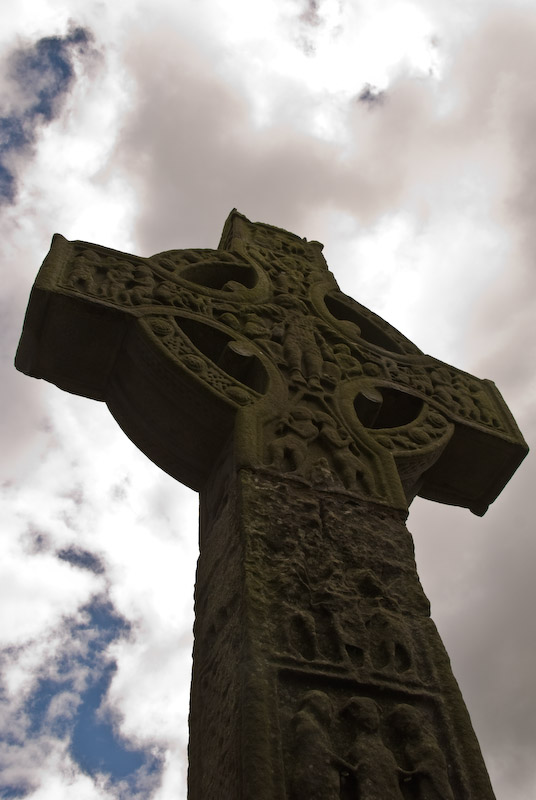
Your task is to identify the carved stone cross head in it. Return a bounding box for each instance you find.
[16,210,527,514]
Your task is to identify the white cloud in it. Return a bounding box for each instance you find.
[0,548,100,645]
[2,1,535,798]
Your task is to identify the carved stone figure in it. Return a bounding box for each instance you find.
[286,610,318,660]
[366,611,413,674]
[389,705,455,800]
[315,412,374,492]
[342,697,404,800]
[332,343,363,377]
[269,407,318,472]
[290,691,348,800]
[276,300,327,389]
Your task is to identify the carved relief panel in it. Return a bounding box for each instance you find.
[283,687,458,800]
[239,469,468,800]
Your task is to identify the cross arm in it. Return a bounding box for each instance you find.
[14,233,263,491]
[312,288,529,515]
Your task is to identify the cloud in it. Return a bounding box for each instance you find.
[0,544,101,647]
[57,546,106,575]
[3,2,536,799]
[356,84,385,106]
[0,25,95,205]
[298,0,323,28]
[0,595,163,799]
[113,6,518,257]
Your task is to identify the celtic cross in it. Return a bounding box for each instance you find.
[16,210,527,799]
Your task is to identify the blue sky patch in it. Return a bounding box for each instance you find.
[2,596,162,797]
[0,26,93,204]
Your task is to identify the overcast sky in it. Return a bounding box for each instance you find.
[2,1,535,798]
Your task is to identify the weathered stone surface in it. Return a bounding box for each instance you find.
[15,210,528,799]
[16,211,527,512]
[192,468,497,799]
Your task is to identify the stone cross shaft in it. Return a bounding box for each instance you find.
[16,211,527,800]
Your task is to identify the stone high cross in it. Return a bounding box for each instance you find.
[16,211,527,799]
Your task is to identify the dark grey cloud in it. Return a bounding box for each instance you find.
[0,26,94,204]
[22,523,51,554]
[410,443,536,798]
[357,84,385,107]
[110,479,130,502]
[57,546,105,575]
[59,485,86,508]
[298,0,323,28]
[293,0,326,55]
[115,34,341,252]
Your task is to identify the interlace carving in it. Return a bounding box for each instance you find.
[25,208,526,514]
